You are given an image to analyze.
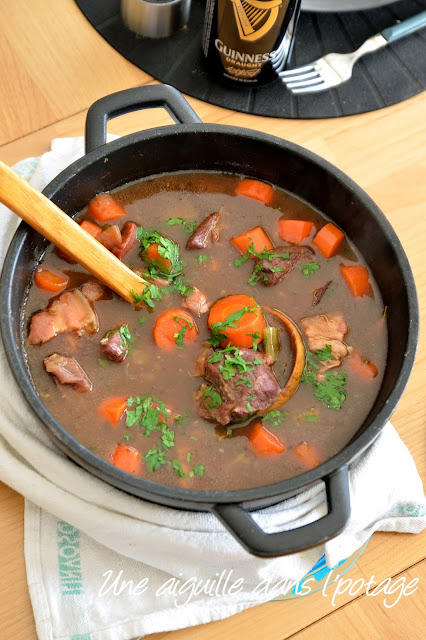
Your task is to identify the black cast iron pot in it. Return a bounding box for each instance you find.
[0,85,419,557]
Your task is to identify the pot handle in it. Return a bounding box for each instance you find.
[212,466,350,557]
[85,85,201,154]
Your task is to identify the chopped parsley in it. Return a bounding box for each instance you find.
[131,283,163,309]
[314,371,347,410]
[235,375,253,388]
[173,315,193,349]
[301,350,320,386]
[203,386,223,408]
[315,344,335,362]
[192,464,205,478]
[234,242,290,267]
[303,413,319,422]
[246,330,261,350]
[262,410,288,428]
[143,448,167,473]
[186,452,193,462]
[123,434,131,441]
[197,254,210,265]
[105,323,133,351]
[172,458,186,478]
[208,345,261,382]
[166,218,197,233]
[98,358,109,367]
[299,262,320,279]
[246,394,257,413]
[209,304,259,347]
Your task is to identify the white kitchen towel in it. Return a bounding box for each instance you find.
[0,139,425,640]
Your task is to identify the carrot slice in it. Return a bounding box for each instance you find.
[88,193,127,223]
[231,226,273,257]
[80,220,102,238]
[278,219,315,244]
[34,266,70,292]
[340,264,372,297]
[293,442,321,469]
[249,421,286,455]
[235,178,274,205]
[144,243,172,273]
[112,443,141,475]
[349,351,378,379]
[97,396,128,426]
[208,294,266,349]
[313,223,345,258]
[153,309,198,351]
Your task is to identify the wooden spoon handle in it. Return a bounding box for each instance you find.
[0,160,147,304]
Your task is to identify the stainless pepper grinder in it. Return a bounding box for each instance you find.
[121,0,192,39]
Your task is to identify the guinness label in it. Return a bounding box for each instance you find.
[202,0,301,87]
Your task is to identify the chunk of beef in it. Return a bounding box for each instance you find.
[80,280,112,302]
[100,324,128,363]
[301,313,349,379]
[112,222,138,260]
[198,348,280,426]
[28,285,101,345]
[183,287,209,317]
[44,353,92,392]
[253,246,314,286]
[312,280,332,306]
[97,225,122,250]
[186,212,220,250]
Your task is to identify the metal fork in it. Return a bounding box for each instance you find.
[280,10,426,94]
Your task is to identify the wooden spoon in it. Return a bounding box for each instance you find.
[0,160,148,303]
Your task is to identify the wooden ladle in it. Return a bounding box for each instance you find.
[0,160,148,303]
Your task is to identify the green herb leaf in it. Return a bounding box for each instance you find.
[314,371,347,410]
[173,315,193,349]
[183,220,197,233]
[315,344,335,362]
[197,254,210,265]
[246,330,261,350]
[299,262,320,279]
[203,386,222,408]
[209,304,258,348]
[172,459,186,478]
[143,448,167,473]
[262,410,288,428]
[192,464,205,478]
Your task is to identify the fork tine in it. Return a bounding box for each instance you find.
[279,64,316,78]
[285,75,325,90]
[281,70,321,85]
[290,82,328,94]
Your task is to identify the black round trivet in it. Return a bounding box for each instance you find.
[75,0,426,119]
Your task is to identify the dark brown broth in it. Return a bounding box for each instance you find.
[25,171,387,491]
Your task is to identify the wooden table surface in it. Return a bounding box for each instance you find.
[0,1,425,638]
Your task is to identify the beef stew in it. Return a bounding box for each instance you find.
[24,171,387,491]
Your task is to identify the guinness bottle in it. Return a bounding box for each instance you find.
[202,0,301,88]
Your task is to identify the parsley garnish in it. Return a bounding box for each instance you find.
[186,452,193,462]
[314,371,347,410]
[209,304,258,347]
[197,254,210,265]
[131,283,163,309]
[105,323,133,351]
[299,262,320,279]
[123,434,131,441]
[172,458,186,478]
[192,464,205,478]
[98,358,109,367]
[246,394,256,413]
[203,386,222,408]
[246,330,260,350]
[315,344,335,362]
[235,375,253,388]
[143,448,167,472]
[138,228,182,277]
[303,413,319,422]
[301,350,320,385]
[173,315,193,349]
[234,242,290,266]
[262,410,288,428]
[166,218,197,233]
